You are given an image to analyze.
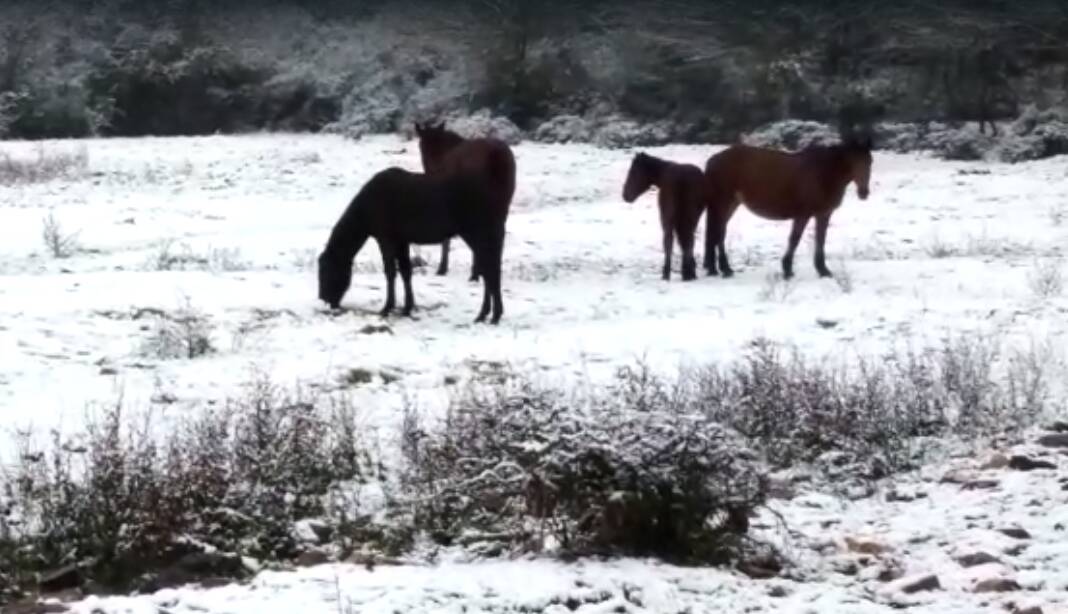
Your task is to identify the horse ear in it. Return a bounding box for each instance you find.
[434,121,446,131]
[414,122,423,136]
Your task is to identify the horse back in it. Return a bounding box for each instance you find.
[372,169,503,245]
[705,145,830,219]
[441,138,516,207]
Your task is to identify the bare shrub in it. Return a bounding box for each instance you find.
[142,300,215,360]
[964,231,1004,257]
[0,376,371,597]
[208,247,251,272]
[923,234,957,259]
[0,146,89,184]
[401,366,768,564]
[40,210,80,258]
[832,259,854,294]
[757,273,795,302]
[693,335,1050,477]
[1027,258,1064,299]
[147,239,205,271]
[146,241,248,273]
[1048,206,1066,227]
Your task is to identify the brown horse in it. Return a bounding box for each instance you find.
[702,136,873,280]
[318,167,507,324]
[623,152,706,281]
[414,121,516,280]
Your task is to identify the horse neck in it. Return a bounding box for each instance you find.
[640,156,671,188]
[324,196,370,261]
[804,146,855,190]
[430,133,466,161]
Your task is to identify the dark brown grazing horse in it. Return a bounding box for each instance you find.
[414,121,516,280]
[702,136,873,279]
[623,152,706,281]
[318,167,507,324]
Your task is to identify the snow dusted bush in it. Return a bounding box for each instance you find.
[742,120,840,151]
[988,105,1068,163]
[532,114,594,143]
[0,92,16,137]
[438,108,524,145]
[325,47,474,140]
[592,115,674,149]
[0,146,89,185]
[873,122,949,153]
[694,336,1052,477]
[930,127,993,161]
[40,210,81,259]
[531,113,675,148]
[0,375,370,597]
[401,365,768,563]
[142,301,216,360]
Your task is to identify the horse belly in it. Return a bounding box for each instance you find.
[391,204,456,245]
[738,191,795,221]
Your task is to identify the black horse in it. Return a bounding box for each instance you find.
[317,167,507,324]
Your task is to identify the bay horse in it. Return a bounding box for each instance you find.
[622,152,706,281]
[702,135,873,279]
[414,121,516,280]
[317,167,506,324]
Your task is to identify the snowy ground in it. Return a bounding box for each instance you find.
[3,133,1068,612]
[66,444,1068,614]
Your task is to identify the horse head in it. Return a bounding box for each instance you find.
[836,108,876,201]
[842,131,873,200]
[622,152,657,203]
[414,120,463,174]
[317,250,353,310]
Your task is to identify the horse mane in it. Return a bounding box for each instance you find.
[633,151,671,176]
[418,122,466,150]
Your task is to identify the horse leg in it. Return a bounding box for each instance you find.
[660,202,675,281]
[714,216,734,278]
[713,198,738,278]
[487,237,505,324]
[813,213,834,278]
[468,243,480,283]
[377,240,398,316]
[703,205,718,276]
[677,216,697,282]
[781,216,810,280]
[662,227,675,281]
[436,238,450,276]
[397,243,416,316]
[473,246,493,323]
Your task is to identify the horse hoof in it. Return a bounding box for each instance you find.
[721,270,734,279]
[435,268,448,276]
[818,270,834,279]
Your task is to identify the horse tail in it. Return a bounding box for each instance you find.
[486,144,517,211]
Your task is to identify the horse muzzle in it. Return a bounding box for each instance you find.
[857,187,870,201]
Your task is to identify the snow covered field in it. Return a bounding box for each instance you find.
[3,133,1068,612]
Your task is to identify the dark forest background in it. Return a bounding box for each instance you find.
[1,0,1067,151]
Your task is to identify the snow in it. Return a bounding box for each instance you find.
[3,133,1068,612]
